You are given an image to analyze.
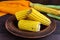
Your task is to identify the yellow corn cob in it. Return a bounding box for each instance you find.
[15,9,30,20]
[28,8,51,26]
[30,3,60,16]
[18,20,41,32]
[58,10,60,12]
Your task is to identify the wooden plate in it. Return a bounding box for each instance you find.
[5,16,56,38]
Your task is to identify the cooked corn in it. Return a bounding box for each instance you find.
[28,8,51,26]
[15,9,30,20]
[18,20,41,32]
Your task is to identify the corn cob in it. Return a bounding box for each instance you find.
[58,10,60,12]
[18,20,41,32]
[28,8,51,26]
[30,3,60,16]
[15,9,31,20]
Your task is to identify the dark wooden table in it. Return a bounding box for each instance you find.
[0,14,60,40]
[30,0,60,5]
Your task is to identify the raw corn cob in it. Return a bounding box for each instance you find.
[47,14,60,20]
[15,9,31,20]
[28,8,51,26]
[18,20,41,32]
[30,3,60,16]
